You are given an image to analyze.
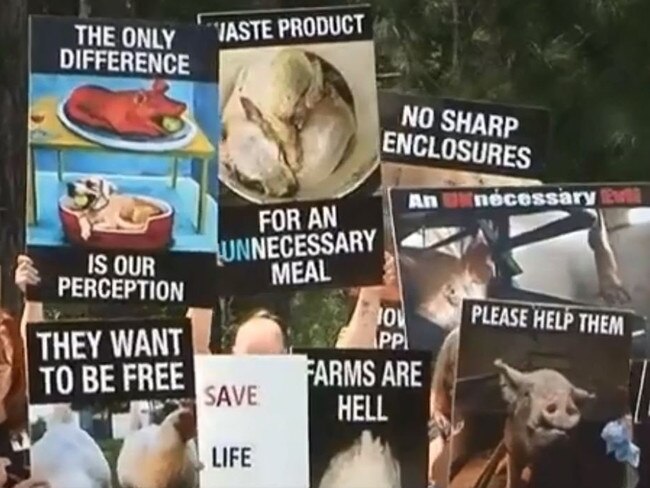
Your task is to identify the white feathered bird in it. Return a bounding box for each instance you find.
[318,430,401,488]
[116,402,202,488]
[30,404,111,488]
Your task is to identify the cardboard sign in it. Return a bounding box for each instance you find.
[195,355,310,488]
[389,183,650,358]
[451,298,631,487]
[376,91,548,350]
[26,16,220,306]
[198,5,384,293]
[294,348,431,488]
[26,317,197,488]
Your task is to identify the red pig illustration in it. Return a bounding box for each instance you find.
[64,79,187,138]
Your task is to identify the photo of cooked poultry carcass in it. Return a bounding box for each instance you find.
[220,45,379,202]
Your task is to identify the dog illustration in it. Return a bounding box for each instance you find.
[65,176,163,240]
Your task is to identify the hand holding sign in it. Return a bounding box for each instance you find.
[368,251,399,301]
[15,255,40,294]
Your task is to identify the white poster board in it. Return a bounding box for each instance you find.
[196,355,310,488]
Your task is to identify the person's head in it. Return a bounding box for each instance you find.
[232,309,286,355]
[0,310,26,433]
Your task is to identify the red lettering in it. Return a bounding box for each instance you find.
[442,191,473,208]
[203,385,259,407]
[456,192,473,208]
[600,187,642,206]
[442,192,458,208]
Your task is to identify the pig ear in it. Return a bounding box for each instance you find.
[240,97,264,125]
[494,359,527,404]
[152,79,169,93]
[571,386,596,405]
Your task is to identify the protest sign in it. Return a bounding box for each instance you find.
[450,298,631,488]
[195,354,309,488]
[26,318,194,404]
[198,5,384,293]
[380,92,550,178]
[389,183,650,357]
[26,16,220,306]
[26,317,196,487]
[376,91,550,350]
[295,348,431,488]
[217,197,382,292]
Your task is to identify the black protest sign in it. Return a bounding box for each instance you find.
[294,348,430,488]
[217,197,383,294]
[380,91,551,178]
[375,301,407,350]
[26,15,220,307]
[30,15,218,80]
[200,4,382,246]
[198,4,372,48]
[451,298,631,488]
[388,183,650,357]
[26,317,195,404]
[26,246,218,307]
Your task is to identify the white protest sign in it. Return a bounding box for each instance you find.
[196,355,310,488]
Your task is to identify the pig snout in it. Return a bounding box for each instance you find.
[139,93,186,119]
[536,395,581,432]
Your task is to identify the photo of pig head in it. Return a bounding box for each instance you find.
[493,359,596,488]
[400,236,495,331]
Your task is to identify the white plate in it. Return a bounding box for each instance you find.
[57,96,198,153]
[219,44,380,204]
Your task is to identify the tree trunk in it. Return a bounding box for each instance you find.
[0,0,28,315]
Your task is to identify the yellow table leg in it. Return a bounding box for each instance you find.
[171,157,179,188]
[57,150,64,182]
[27,147,36,225]
[197,158,209,234]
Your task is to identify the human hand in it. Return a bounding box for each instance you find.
[365,252,400,301]
[12,478,51,488]
[14,255,40,294]
[0,457,9,488]
[383,252,396,288]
